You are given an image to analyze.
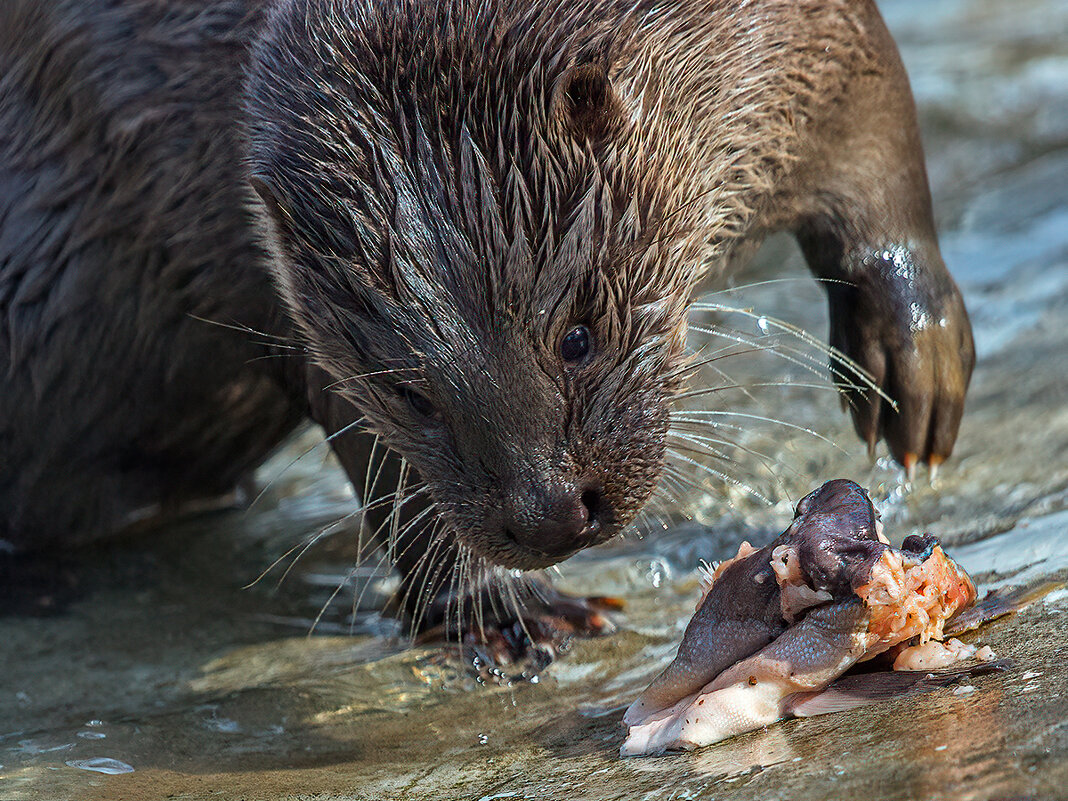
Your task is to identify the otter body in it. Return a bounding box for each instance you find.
[0,0,298,546]
[0,0,973,625]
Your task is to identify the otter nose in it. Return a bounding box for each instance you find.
[503,479,602,559]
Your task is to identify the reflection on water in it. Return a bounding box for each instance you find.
[2,0,1067,798]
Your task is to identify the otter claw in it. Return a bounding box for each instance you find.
[903,452,918,482]
[928,454,944,483]
[416,584,621,673]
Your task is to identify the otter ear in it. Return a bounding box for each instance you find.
[248,174,302,304]
[555,62,617,138]
[249,174,290,236]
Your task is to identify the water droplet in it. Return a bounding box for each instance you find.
[476,792,518,801]
[756,316,770,335]
[642,559,669,588]
[203,715,240,733]
[66,758,134,775]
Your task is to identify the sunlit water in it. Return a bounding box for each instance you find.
[2,1,1066,798]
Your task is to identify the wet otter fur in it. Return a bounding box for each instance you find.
[1,0,974,633]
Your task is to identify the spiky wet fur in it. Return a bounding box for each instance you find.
[246,0,876,570]
[3,0,967,642]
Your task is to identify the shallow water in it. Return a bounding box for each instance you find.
[2,0,1067,798]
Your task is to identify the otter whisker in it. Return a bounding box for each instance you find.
[362,434,386,518]
[669,417,826,478]
[308,563,362,637]
[251,481,430,593]
[359,481,429,518]
[413,529,460,638]
[670,418,763,437]
[490,565,521,644]
[243,505,365,590]
[669,427,784,467]
[442,553,463,645]
[385,458,412,564]
[500,567,538,650]
[663,444,769,496]
[641,476,699,525]
[472,559,488,646]
[691,304,894,406]
[675,379,860,402]
[664,450,774,506]
[346,538,407,621]
[657,463,710,497]
[242,352,309,366]
[403,523,453,638]
[186,313,304,349]
[348,487,435,614]
[699,276,852,296]
[682,344,781,373]
[348,507,439,635]
[651,473,685,507]
[641,502,674,529]
[665,435,792,500]
[525,571,553,606]
[670,410,843,451]
[669,429,798,486]
[691,323,863,393]
[633,496,677,539]
[322,367,418,392]
[375,500,438,587]
[482,566,510,632]
[455,548,472,648]
[247,414,369,511]
[665,438,734,465]
[687,317,843,379]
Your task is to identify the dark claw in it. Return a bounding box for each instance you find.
[412,577,620,676]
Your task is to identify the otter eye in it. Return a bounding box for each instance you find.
[401,387,438,419]
[560,326,592,363]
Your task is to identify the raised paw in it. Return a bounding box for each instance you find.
[826,247,975,477]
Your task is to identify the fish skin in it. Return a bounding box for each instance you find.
[621,479,991,757]
[622,600,869,756]
[624,479,885,727]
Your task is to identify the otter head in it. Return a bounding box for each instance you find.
[245,0,703,570]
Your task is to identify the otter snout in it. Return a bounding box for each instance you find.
[500,477,605,564]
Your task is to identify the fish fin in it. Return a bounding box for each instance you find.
[946,581,1063,636]
[785,659,1012,718]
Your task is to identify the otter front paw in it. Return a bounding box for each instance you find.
[827,249,975,475]
[412,577,620,675]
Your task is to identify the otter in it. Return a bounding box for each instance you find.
[0,0,974,637]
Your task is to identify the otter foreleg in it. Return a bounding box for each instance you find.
[789,8,975,476]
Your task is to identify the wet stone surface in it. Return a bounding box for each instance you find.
[1,0,1067,798]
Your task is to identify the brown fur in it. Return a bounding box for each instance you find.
[1,0,973,628]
